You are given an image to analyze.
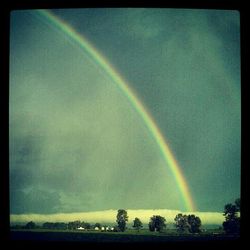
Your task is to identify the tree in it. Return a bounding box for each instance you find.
[83,222,91,230]
[149,220,155,232]
[68,222,74,230]
[174,214,202,234]
[148,215,166,232]
[133,217,143,231]
[116,209,128,232]
[174,213,189,233]
[68,220,81,230]
[25,221,36,229]
[223,198,240,235]
[187,215,201,233]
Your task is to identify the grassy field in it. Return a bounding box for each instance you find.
[10,229,239,243]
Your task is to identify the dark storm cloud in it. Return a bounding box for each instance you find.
[10,188,61,214]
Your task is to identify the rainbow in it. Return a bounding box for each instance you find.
[34,9,195,212]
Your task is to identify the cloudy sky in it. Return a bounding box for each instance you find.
[10,8,240,217]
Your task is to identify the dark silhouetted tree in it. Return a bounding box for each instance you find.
[148,215,166,232]
[187,215,201,233]
[133,217,143,231]
[223,198,240,235]
[83,222,91,230]
[149,220,155,232]
[116,209,128,232]
[174,213,189,233]
[68,220,81,230]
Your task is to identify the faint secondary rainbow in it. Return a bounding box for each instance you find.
[35,9,196,212]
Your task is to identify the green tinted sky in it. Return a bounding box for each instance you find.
[10,8,240,214]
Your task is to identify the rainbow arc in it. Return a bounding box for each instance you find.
[35,9,196,212]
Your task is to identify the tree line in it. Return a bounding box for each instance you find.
[22,221,105,231]
[17,198,240,235]
[125,210,201,233]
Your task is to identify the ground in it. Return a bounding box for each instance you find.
[10,228,239,243]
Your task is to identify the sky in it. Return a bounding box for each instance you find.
[10,8,240,219]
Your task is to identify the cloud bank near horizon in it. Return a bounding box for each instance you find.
[10,209,225,225]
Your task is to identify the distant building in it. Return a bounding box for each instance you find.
[77,227,85,230]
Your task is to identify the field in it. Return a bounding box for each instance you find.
[10,229,239,243]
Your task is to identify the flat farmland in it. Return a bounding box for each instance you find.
[10,229,239,243]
